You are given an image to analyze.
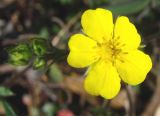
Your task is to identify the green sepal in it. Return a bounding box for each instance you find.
[33,57,46,69]
[31,38,48,57]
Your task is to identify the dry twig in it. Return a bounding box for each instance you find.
[51,12,81,46]
[141,66,160,116]
[125,85,136,116]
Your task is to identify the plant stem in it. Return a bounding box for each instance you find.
[125,85,135,116]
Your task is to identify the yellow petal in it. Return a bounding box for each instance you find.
[116,50,152,85]
[67,34,99,68]
[81,8,113,43]
[84,61,121,99]
[114,16,141,50]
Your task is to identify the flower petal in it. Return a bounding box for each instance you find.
[114,16,141,50]
[116,50,152,85]
[84,61,121,99]
[67,34,99,68]
[81,8,113,43]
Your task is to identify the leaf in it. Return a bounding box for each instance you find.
[155,0,160,6]
[107,0,151,15]
[58,0,73,5]
[108,0,130,5]
[49,64,63,83]
[42,102,57,116]
[2,100,17,116]
[0,86,14,97]
[39,27,49,38]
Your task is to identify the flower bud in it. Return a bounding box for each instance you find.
[7,44,32,66]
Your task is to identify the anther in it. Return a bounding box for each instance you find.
[121,44,126,47]
[120,59,125,63]
[123,52,128,54]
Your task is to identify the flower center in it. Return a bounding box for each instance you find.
[98,36,127,63]
[109,37,122,58]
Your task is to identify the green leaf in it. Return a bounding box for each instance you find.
[108,0,130,5]
[0,86,14,97]
[42,102,57,116]
[155,0,160,6]
[107,0,151,15]
[52,25,61,33]
[39,27,49,38]
[87,0,109,8]
[49,64,63,83]
[58,0,73,5]
[2,100,17,116]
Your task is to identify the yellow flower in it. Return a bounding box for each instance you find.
[67,8,152,99]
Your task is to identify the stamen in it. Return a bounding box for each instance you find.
[120,59,125,63]
[123,52,128,54]
[115,42,120,46]
[121,44,126,47]
[98,35,127,64]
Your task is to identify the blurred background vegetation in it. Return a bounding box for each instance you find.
[0,0,160,116]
